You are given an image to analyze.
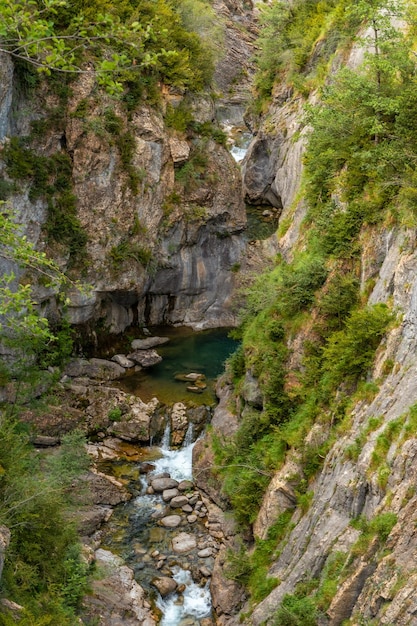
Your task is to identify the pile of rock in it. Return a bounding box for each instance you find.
[174,372,207,394]
[147,474,207,527]
[63,336,169,382]
[114,336,169,370]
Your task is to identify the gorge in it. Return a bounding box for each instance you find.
[3,0,417,625]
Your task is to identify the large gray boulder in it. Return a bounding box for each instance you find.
[127,350,162,367]
[131,337,170,350]
[83,549,156,625]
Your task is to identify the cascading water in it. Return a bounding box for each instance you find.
[101,418,215,625]
[157,567,211,625]
[152,422,195,481]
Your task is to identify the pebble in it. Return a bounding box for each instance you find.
[200,566,211,578]
[187,514,198,524]
[178,480,194,491]
[160,515,182,528]
[197,548,212,558]
[182,504,193,513]
[163,488,180,502]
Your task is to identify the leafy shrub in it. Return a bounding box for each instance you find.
[273,593,319,626]
[0,417,90,620]
[321,303,394,391]
[108,407,122,421]
[110,241,152,268]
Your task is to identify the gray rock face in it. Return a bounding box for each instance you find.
[0,48,248,336]
[83,549,156,625]
[242,136,284,209]
[0,52,13,140]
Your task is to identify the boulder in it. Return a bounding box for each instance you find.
[241,371,263,409]
[76,505,113,536]
[32,435,60,447]
[169,136,190,163]
[112,354,135,368]
[65,358,125,380]
[162,488,180,502]
[127,350,162,367]
[131,337,170,350]
[83,549,156,625]
[151,576,177,597]
[170,495,189,508]
[170,402,188,447]
[84,470,131,506]
[160,515,182,528]
[172,532,197,554]
[151,477,179,492]
[178,480,194,491]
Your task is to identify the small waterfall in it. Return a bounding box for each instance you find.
[183,421,194,447]
[160,419,171,450]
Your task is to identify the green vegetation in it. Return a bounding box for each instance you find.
[225,511,293,603]
[213,10,409,618]
[110,239,152,268]
[253,0,357,107]
[0,214,92,622]
[273,593,319,625]
[175,141,211,192]
[0,0,222,96]
[2,138,87,262]
[350,512,398,558]
[0,422,91,623]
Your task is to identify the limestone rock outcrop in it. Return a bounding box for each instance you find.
[82,549,156,625]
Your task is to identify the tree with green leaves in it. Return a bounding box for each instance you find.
[0,0,221,95]
[0,0,159,94]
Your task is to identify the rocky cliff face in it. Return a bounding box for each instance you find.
[199,17,417,626]
[246,227,417,626]
[0,0,259,336]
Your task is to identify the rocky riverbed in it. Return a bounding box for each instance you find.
[80,421,243,626]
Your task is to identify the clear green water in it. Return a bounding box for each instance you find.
[117,327,238,405]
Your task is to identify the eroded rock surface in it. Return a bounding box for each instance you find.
[82,549,156,626]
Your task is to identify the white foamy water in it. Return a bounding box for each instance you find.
[146,422,212,624]
[151,443,194,482]
[231,144,248,162]
[151,422,195,481]
[157,567,212,625]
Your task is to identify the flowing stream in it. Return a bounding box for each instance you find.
[101,423,214,625]
[96,329,239,623]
